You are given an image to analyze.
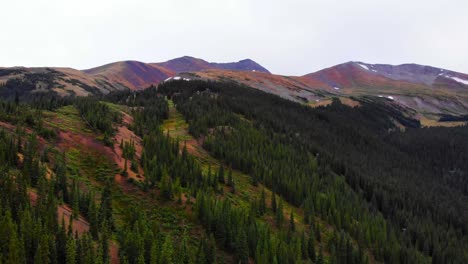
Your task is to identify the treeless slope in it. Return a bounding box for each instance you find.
[82,56,270,91]
[154,56,270,73]
[83,61,175,90]
[194,69,328,102]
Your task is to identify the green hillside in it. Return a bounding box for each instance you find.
[0,80,466,264]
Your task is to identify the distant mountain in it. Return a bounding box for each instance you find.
[0,56,270,94]
[1,58,467,123]
[83,61,175,90]
[188,62,468,122]
[303,61,468,90]
[153,56,270,74]
[81,56,269,90]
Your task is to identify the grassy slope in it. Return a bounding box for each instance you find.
[42,103,242,263]
[39,101,378,263]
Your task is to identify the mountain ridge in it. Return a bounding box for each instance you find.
[1,57,468,122]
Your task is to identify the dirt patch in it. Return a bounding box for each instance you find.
[0,120,16,131]
[113,112,144,182]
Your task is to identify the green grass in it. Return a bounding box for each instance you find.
[43,105,93,135]
[102,101,130,114]
[162,100,192,141]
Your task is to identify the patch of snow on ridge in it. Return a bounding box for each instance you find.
[173,76,181,80]
[387,96,394,100]
[334,87,340,90]
[450,76,468,85]
[164,77,173,82]
[357,63,369,71]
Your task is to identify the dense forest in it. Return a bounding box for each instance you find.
[159,80,468,263]
[0,79,466,263]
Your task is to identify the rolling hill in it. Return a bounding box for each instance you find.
[0,56,270,95]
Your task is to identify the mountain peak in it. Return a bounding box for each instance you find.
[154,56,270,73]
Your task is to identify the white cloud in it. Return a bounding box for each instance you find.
[1,0,467,76]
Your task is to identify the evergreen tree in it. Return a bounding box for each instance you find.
[227,168,233,187]
[66,236,76,264]
[236,230,249,264]
[160,235,174,264]
[271,192,277,213]
[317,246,324,264]
[159,169,173,200]
[289,211,295,232]
[259,189,266,215]
[308,231,316,262]
[276,199,284,227]
[217,165,225,184]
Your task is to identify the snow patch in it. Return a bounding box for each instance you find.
[378,95,384,98]
[450,76,468,85]
[183,78,191,81]
[333,87,340,90]
[387,96,394,100]
[173,76,181,80]
[164,77,173,82]
[357,63,369,71]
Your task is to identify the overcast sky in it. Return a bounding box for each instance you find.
[1,0,467,75]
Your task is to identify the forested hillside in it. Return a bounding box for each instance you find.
[0,79,466,263]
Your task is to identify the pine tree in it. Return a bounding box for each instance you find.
[179,231,190,264]
[88,198,99,240]
[205,234,217,264]
[150,241,159,264]
[236,230,249,264]
[276,198,284,227]
[160,235,174,264]
[308,231,316,262]
[217,165,225,184]
[289,211,295,232]
[231,179,236,194]
[6,229,24,264]
[159,169,173,200]
[66,236,76,264]
[271,192,277,213]
[227,168,233,187]
[317,246,324,264]
[259,188,266,215]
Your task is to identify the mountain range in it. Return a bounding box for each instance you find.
[1,56,468,123]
